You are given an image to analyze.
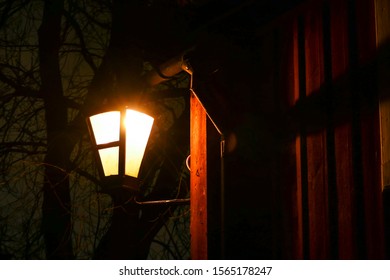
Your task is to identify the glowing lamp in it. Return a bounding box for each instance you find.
[87,107,154,191]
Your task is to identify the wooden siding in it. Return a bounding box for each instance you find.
[277,0,385,259]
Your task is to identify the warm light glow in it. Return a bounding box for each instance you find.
[89,111,120,145]
[124,109,154,177]
[98,147,119,176]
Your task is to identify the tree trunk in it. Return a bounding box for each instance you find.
[39,0,74,259]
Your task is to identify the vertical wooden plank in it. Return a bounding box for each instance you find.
[377,0,390,189]
[304,5,330,259]
[190,92,208,260]
[292,17,304,260]
[293,18,304,260]
[329,0,357,259]
[376,0,390,259]
[278,18,304,259]
[322,3,338,259]
[355,0,385,259]
[297,14,310,259]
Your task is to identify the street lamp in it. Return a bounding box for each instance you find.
[87,106,154,193]
[86,51,223,259]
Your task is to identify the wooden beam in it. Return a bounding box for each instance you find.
[190,92,208,259]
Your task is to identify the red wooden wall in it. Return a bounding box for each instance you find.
[275,0,385,259]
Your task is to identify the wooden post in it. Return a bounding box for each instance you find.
[144,53,209,259]
[190,92,208,259]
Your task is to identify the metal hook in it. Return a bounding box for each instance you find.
[186,154,191,171]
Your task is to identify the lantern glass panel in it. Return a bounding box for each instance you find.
[89,111,120,145]
[98,147,119,176]
[124,109,154,177]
